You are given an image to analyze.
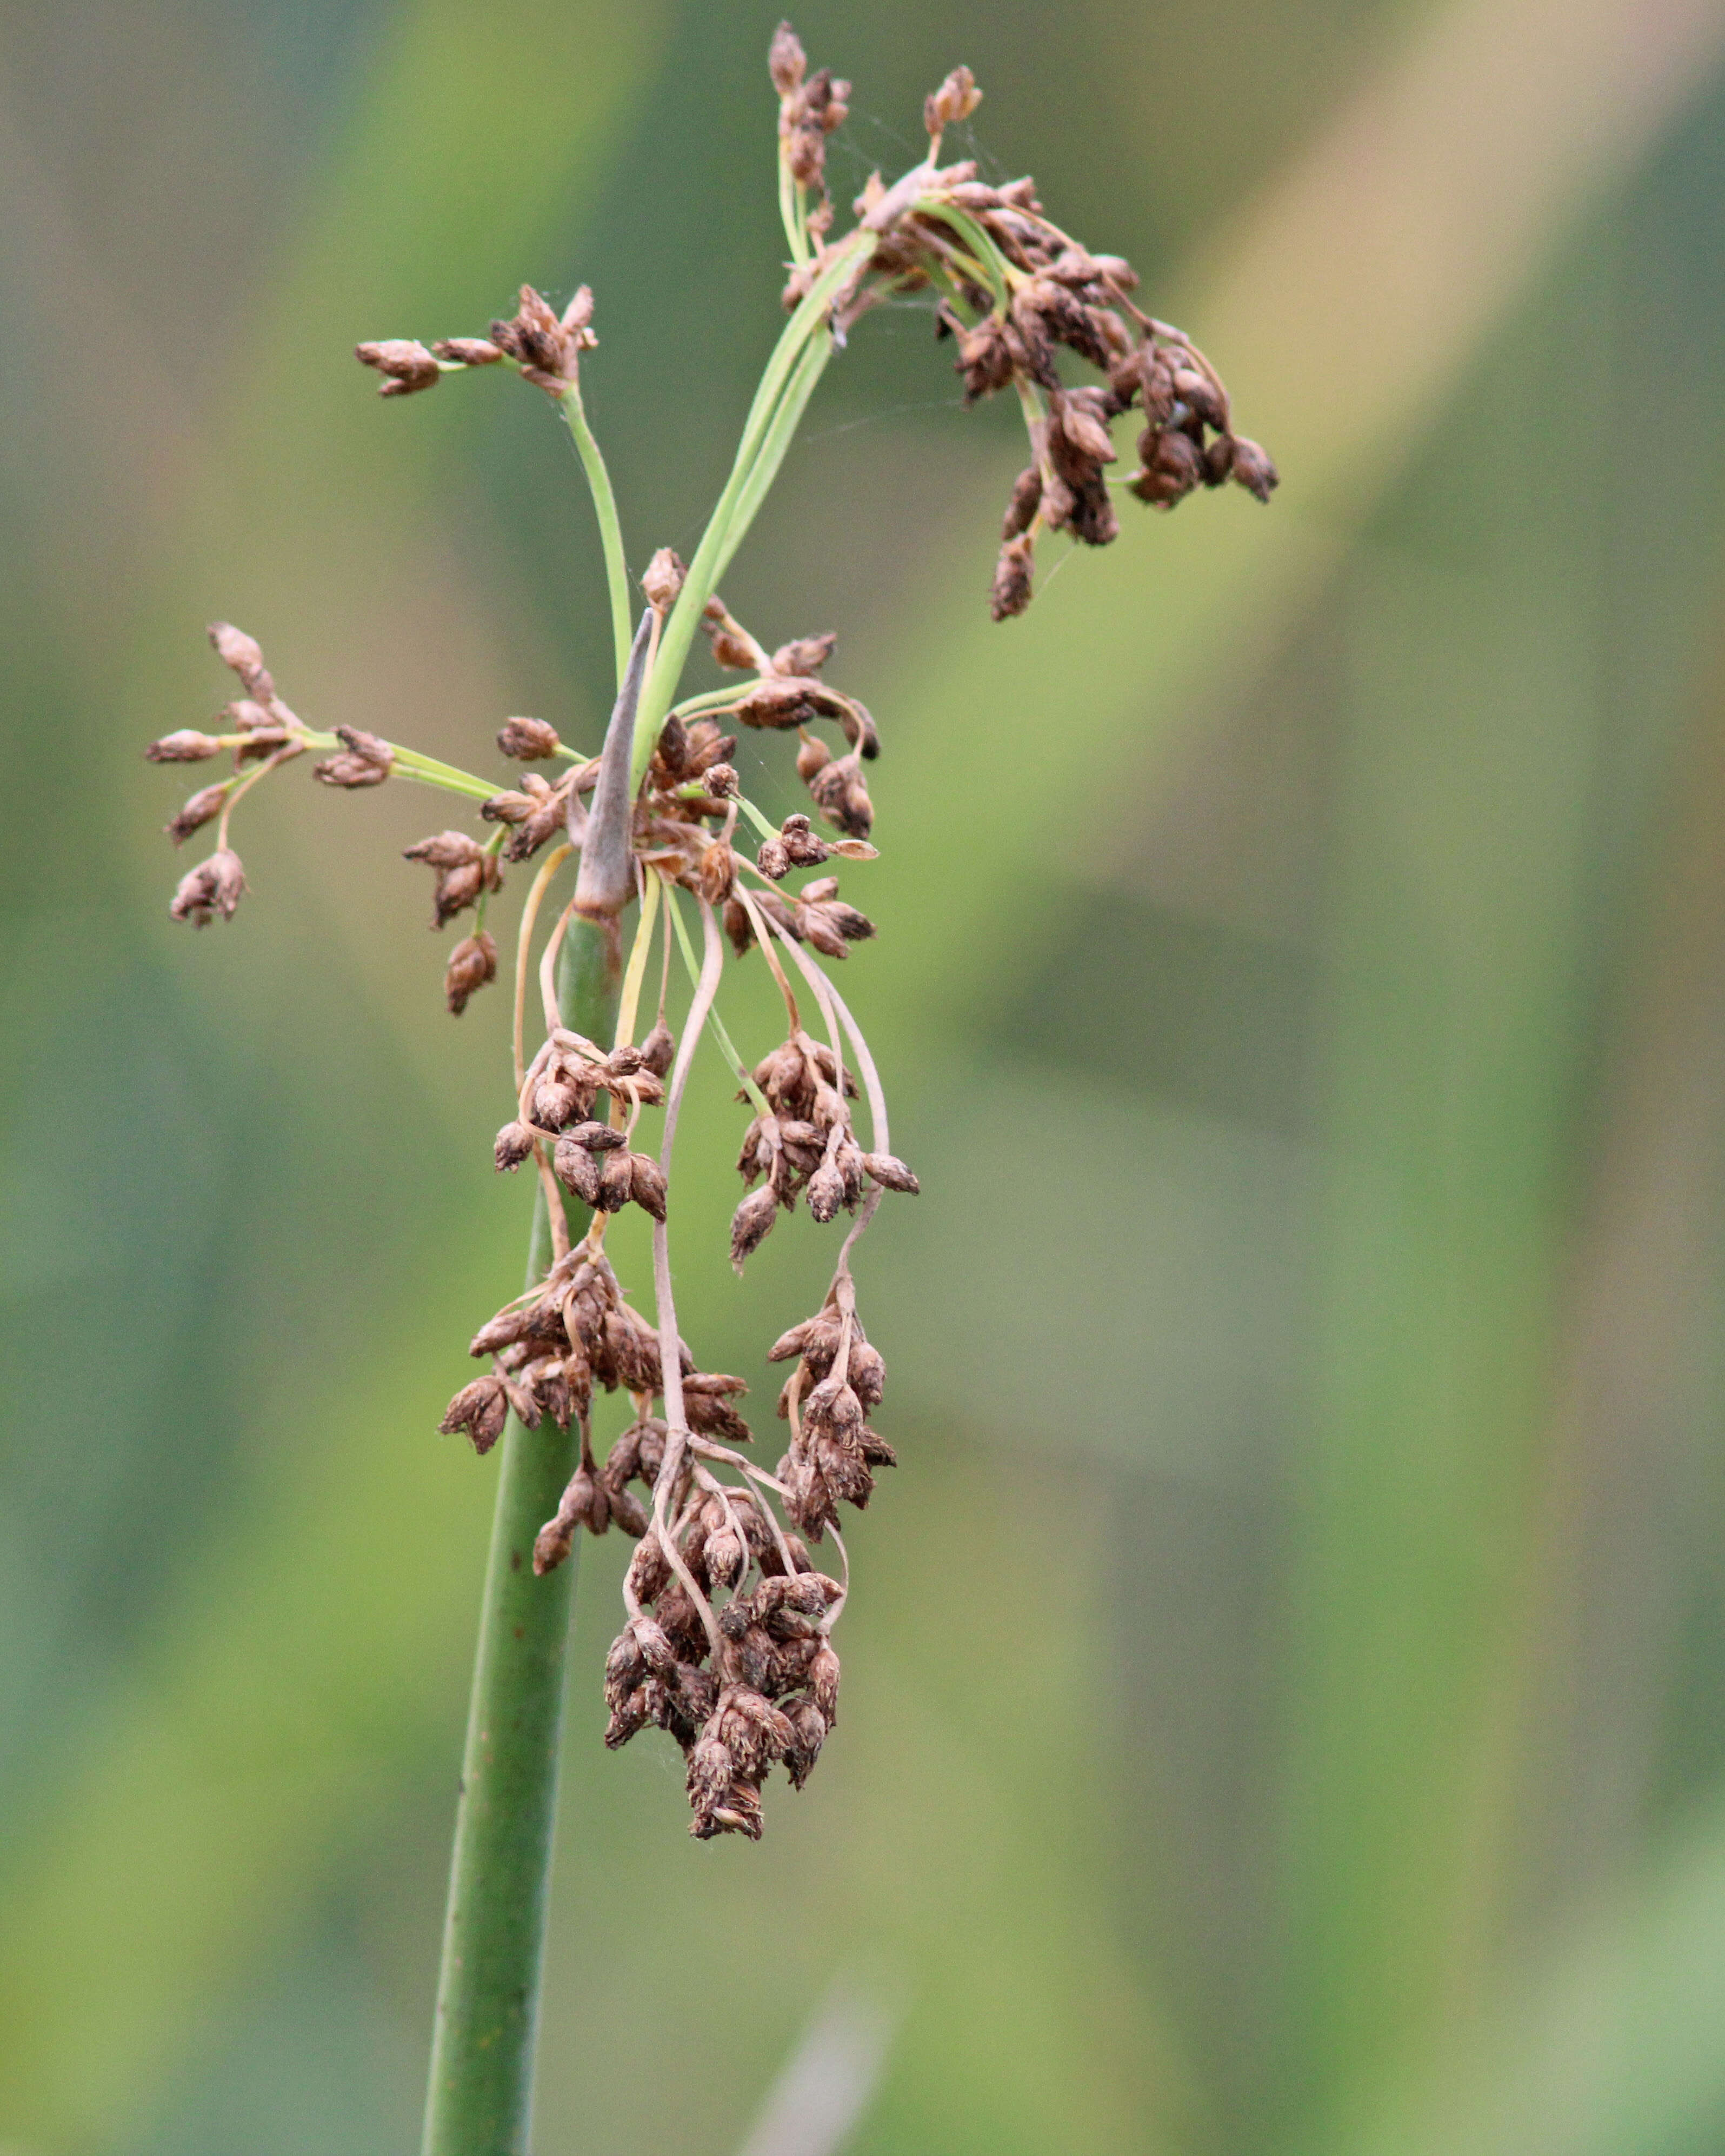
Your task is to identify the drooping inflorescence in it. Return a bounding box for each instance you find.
[144,24,1274,1838]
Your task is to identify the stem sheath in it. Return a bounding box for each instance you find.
[421,910,622,2156]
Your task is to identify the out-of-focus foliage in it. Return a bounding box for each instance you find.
[4,2,1725,2152]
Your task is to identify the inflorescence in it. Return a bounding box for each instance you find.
[146,25,1273,1839]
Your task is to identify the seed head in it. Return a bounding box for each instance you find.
[146,730,223,763]
[863,1151,920,1194]
[769,19,805,96]
[355,339,441,397]
[165,783,230,846]
[495,1120,534,1172]
[445,930,497,1016]
[1230,437,1279,502]
[640,1018,677,1077]
[313,725,395,789]
[439,1374,510,1454]
[497,716,561,760]
[642,547,687,613]
[431,336,504,366]
[169,849,245,927]
[488,283,597,392]
[731,1186,780,1272]
[804,750,873,838]
[208,622,274,700]
[405,830,502,926]
[990,533,1035,620]
[924,64,981,141]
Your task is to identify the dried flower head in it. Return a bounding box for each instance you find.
[356,339,441,397]
[486,284,597,393]
[169,849,245,927]
[445,930,498,1015]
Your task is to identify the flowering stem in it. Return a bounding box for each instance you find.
[421,910,622,2156]
[712,333,831,584]
[631,226,876,783]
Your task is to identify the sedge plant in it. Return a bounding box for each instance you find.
[143,25,1276,2154]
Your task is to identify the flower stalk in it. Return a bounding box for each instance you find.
[422,916,619,2156]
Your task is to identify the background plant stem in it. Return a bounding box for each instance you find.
[421,912,622,2156]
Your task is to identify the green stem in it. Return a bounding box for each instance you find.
[558,378,634,688]
[630,227,875,786]
[394,748,502,801]
[287,729,499,802]
[421,910,623,2156]
[777,150,810,267]
[711,333,830,585]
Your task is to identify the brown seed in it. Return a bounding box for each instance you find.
[532,1516,576,1576]
[597,1147,634,1212]
[497,716,562,760]
[554,1138,604,1205]
[146,730,223,763]
[767,1319,814,1364]
[565,1118,627,1152]
[169,848,246,927]
[770,632,838,679]
[924,63,982,137]
[625,1531,671,1604]
[783,1697,827,1787]
[805,1372,862,1438]
[313,726,394,789]
[730,1186,779,1271]
[990,534,1035,620]
[495,1120,534,1171]
[609,1485,650,1537]
[629,1153,668,1221]
[439,1374,509,1454]
[1001,465,1042,540]
[849,1339,887,1407]
[640,1018,676,1077]
[355,338,441,397]
[1230,436,1279,502]
[535,1070,583,1128]
[723,895,755,957]
[698,842,736,906]
[809,1641,840,1721]
[705,1528,746,1588]
[769,19,806,96]
[1054,391,1117,465]
[444,929,497,1015]
[208,623,273,698]
[165,783,230,846]
[862,1151,920,1193]
[642,547,687,612]
[805,752,873,839]
[431,337,504,366]
[806,1161,845,1222]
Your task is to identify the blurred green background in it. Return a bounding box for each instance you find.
[6,1,1725,2151]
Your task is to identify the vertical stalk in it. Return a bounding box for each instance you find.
[422,911,622,2156]
[630,226,875,783]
